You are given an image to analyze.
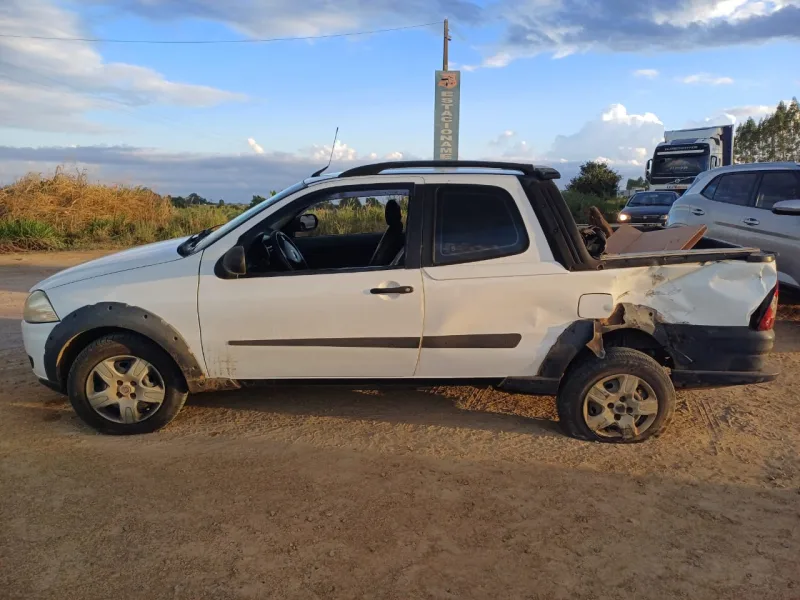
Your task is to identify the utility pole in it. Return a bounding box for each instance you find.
[434,18,459,160]
[443,18,450,71]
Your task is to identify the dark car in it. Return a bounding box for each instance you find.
[618,191,679,224]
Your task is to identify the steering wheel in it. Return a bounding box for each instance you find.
[262,231,308,271]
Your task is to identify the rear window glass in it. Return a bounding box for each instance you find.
[755,171,800,210]
[434,186,528,265]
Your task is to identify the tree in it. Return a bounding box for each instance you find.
[567,161,621,198]
[734,98,800,163]
[249,194,266,208]
[218,199,225,207]
[625,176,647,191]
[183,192,209,205]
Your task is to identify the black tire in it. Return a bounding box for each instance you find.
[557,347,675,443]
[67,332,188,435]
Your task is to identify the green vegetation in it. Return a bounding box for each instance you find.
[566,161,622,198]
[735,98,800,163]
[563,160,626,223]
[562,191,625,224]
[625,176,648,191]
[308,205,386,236]
[0,168,244,251]
[1,166,624,251]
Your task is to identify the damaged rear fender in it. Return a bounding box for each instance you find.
[537,303,675,380]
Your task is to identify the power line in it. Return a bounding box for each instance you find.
[0,21,443,44]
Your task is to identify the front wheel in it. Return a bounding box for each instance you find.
[557,348,675,443]
[67,333,188,435]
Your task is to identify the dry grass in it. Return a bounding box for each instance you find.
[1,167,623,252]
[0,167,174,232]
[0,168,239,251]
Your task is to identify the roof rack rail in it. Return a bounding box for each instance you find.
[337,160,561,180]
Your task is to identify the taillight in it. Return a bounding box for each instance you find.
[754,284,779,331]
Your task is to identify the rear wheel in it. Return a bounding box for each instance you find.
[557,348,675,443]
[67,333,188,435]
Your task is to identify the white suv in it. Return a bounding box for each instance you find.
[21,161,779,442]
[667,162,800,290]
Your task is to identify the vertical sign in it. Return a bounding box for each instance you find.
[434,70,460,160]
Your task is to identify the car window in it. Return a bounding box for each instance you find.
[296,189,409,238]
[627,192,677,207]
[434,185,528,265]
[755,171,800,210]
[711,173,758,206]
[701,176,720,199]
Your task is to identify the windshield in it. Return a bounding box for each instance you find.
[652,155,709,177]
[628,192,678,207]
[191,181,306,253]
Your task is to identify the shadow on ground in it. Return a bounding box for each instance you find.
[186,384,562,437]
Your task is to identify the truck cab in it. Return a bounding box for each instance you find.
[646,125,734,195]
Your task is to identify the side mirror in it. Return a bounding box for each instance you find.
[221,245,246,278]
[772,200,800,216]
[296,213,318,232]
[710,156,718,168]
[645,159,652,180]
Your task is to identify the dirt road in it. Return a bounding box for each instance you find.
[1,252,799,600]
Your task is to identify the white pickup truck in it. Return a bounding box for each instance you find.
[21,161,779,443]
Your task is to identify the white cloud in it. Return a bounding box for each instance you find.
[489,0,800,66]
[247,138,265,154]
[633,69,659,78]
[683,104,774,127]
[0,0,245,132]
[680,73,735,85]
[489,130,517,146]
[304,140,359,162]
[550,104,664,164]
[462,51,513,71]
[0,142,416,201]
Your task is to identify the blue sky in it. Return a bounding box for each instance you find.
[1,0,798,201]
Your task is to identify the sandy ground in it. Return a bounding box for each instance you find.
[1,251,799,600]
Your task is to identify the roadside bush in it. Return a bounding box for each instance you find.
[0,219,65,251]
[562,191,626,224]
[312,205,386,236]
[1,166,629,252]
[0,168,245,251]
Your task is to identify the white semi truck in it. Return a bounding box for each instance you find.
[645,125,734,195]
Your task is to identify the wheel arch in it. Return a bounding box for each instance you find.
[44,303,207,393]
[538,304,676,384]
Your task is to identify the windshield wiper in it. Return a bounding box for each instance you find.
[177,224,223,256]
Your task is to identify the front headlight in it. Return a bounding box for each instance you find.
[23,291,60,323]
[659,214,669,221]
[618,213,630,222]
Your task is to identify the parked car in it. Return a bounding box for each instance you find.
[667,162,800,290]
[22,161,779,443]
[617,190,679,224]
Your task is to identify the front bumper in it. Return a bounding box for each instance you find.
[21,321,59,381]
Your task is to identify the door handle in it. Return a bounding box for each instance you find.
[691,208,705,216]
[370,286,414,295]
[742,217,760,226]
